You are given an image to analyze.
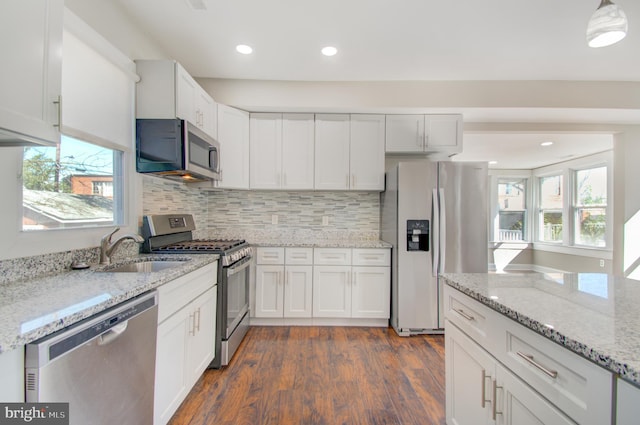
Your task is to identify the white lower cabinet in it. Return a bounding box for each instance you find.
[0,347,25,402]
[351,266,390,318]
[446,320,574,425]
[313,266,352,317]
[444,285,613,425]
[155,263,217,425]
[255,248,313,318]
[616,378,640,425]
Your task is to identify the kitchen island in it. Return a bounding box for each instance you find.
[442,271,640,425]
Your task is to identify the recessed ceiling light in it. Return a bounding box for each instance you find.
[321,46,338,57]
[540,141,554,147]
[489,160,498,165]
[236,44,253,55]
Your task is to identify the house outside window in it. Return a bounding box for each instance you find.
[497,178,527,241]
[574,166,607,247]
[538,175,563,243]
[22,135,123,230]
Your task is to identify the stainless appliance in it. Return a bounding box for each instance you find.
[381,160,488,335]
[142,214,251,368]
[136,118,221,182]
[25,291,158,425]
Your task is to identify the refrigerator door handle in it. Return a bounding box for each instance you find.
[432,188,440,277]
[439,188,446,273]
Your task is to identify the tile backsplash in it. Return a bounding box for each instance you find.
[142,175,381,239]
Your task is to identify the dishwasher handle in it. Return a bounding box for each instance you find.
[97,322,128,346]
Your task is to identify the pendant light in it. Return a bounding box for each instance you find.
[586,0,628,48]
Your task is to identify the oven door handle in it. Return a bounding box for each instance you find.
[227,256,252,276]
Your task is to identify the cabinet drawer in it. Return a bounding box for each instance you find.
[158,262,217,323]
[256,247,285,264]
[352,248,390,266]
[285,247,313,265]
[496,313,612,425]
[313,248,352,265]
[443,285,492,347]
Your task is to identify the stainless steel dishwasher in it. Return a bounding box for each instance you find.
[25,291,158,425]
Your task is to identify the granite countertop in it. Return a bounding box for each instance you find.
[441,272,640,386]
[250,238,392,249]
[0,254,218,354]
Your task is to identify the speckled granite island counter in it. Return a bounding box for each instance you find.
[0,254,218,353]
[441,272,640,387]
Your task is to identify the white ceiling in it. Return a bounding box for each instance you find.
[455,133,614,169]
[115,0,631,168]
[117,0,639,82]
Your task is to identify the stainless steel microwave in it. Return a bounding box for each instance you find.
[136,119,220,182]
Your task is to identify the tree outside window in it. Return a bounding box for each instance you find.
[539,175,563,242]
[575,166,607,247]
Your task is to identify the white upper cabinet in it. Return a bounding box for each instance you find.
[350,115,385,190]
[315,114,385,191]
[249,113,314,190]
[385,114,462,155]
[217,105,249,189]
[314,114,350,190]
[0,0,63,146]
[136,60,217,139]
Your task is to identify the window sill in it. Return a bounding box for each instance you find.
[490,241,532,249]
[533,242,613,260]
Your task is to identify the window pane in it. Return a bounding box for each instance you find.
[22,135,122,230]
[540,175,563,209]
[541,211,563,242]
[498,179,526,210]
[576,207,606,247]
[576,167,607,206]
[499,211,525,241]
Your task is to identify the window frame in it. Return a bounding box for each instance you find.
[532,151,613,258]
[489,170,533,244]
[537,173,564,244]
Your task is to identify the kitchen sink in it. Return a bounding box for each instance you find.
[101,260,187,273]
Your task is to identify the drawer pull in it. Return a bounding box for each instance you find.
[481,369,491,408]
[454,308,475,321]
[492,379,503,420]
[516,351,558,378]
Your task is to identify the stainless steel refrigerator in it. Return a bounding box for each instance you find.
[381,160,488,335]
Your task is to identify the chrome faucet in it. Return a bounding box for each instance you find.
[100,227,144,265]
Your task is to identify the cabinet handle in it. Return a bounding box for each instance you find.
[454,308,475,321]
[189,313,196,336]
[481,370,491,408]
[516,351,558,378]
[492,379,503,420]
[416,121,421,148]
[195,308,201,332]
[286,271,289,285]
[53,95,62,128]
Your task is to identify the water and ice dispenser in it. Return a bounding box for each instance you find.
[407,220,429,251]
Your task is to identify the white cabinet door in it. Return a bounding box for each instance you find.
[175,63,198,125]
[186,287,216,389]
[281,113,314,189]
[617,378,640,425]
[250,113,282,189]
[445,320,495,425]
[496,363,574,425]
[0,348,25,402]
[314,114,350,190]
[385,115,424,153]
[313,266,352,318]
[425,114,462,154]
[351,266,390,318]
[155,306,190,425]
[0,0,63,146]
[217,105,249,189]
[350,114,385,190]
[284,265,313,317]
[255,265,284,317]
[196,90,217,138]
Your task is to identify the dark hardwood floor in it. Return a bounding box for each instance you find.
[169,326,446,425]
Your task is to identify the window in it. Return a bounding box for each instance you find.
[538,175,563,242]
[574,166,607,247]
[22,135,123,230]
[497,178,527,241]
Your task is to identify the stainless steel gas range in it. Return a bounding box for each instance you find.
[142,214,251,368]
